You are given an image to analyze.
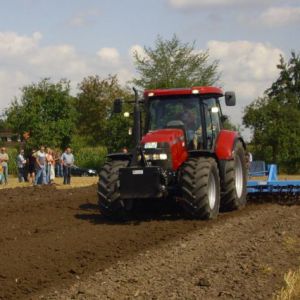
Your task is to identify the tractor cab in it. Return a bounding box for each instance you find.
[144,87,228,151]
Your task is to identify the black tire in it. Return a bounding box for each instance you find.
[98,160,133,220]
[221,141,247,211]
[179,157,220,219]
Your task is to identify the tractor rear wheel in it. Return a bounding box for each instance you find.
[179,157,220,219]
[221,141,247,211]
[98,160,133,220]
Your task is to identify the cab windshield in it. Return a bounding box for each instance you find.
[148,96,201,132]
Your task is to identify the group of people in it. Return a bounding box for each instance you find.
[0,146,75,186]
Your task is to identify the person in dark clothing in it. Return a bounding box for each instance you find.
[27,149,36,184]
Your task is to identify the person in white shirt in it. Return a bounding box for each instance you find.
[61,147,74,185]
[34,146,47,185]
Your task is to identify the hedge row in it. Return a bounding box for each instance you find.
[7,148,18,175]
[73,146,107,171]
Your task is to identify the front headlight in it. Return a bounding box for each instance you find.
[158,153,168,160]
[144,153,168,161]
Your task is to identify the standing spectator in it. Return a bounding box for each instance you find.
[34,146,47,185]
[249,152,253,163]
[17,149,27,182]
[54,150,63,177]
[246,151,253,170]
[47,148,55,184]
[61,147,74,185]
[46,148,55,184]
[0,147,9,184]
[0,163,3,184]
[27,149,36,184]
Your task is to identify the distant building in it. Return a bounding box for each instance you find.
[0,129,21,146]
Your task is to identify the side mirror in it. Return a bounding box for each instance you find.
[113,99,123,113]
[225,91,236,106]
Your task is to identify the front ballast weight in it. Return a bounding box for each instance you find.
[119,166,168,199]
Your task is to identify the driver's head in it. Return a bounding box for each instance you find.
[183,102,194,111]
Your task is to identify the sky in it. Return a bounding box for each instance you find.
[0,0,300,136]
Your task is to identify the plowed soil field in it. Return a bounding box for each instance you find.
[0,181,299,299]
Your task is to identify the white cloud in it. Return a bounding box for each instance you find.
[0,32,132,112]
[29,44,89,76]
[69,15,87,27]
[168,0,281,9]
[97,47,120,65]
[260,6,300,27]
[118,68,135,84]
[0,71,29,114]
[0,31,41,57]
[129,44,148,60]
[207,40,283,126]
[68,9,102,27]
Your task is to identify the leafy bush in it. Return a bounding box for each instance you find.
[6,147,18,175]
[74,147,107,171]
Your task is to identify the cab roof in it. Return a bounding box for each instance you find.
[144,86,223,98]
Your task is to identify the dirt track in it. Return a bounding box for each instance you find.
[0,184,300,299]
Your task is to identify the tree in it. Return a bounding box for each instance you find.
[0,118,6,131]
[104,114,134,152]
[132,35,219,89]
[5,78,76,149]
[222,117,239,131]
[243,52,300,173]
[267,51,300,100]
[76,75,133,151]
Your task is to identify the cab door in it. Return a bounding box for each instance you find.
[202,98,221,150]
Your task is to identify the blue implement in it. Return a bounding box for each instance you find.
[247,163,300,194]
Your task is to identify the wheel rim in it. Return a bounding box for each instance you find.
[208,172,217,210]
[235,155,243,198]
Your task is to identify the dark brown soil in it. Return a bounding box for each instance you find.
[0,185,299,299]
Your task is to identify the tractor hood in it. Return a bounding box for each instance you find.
[141,128,188,170]
[141,128,185,146]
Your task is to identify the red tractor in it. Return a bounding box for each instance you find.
[98,86,247,219]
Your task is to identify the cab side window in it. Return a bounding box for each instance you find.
[203,98,221,149]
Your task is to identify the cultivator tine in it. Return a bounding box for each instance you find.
[247,185,300,205]
[248,163,300,205]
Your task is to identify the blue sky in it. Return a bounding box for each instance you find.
[0,0,300,132]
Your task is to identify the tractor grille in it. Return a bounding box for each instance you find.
[143,143,172,170]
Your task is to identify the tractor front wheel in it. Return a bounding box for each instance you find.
[98,160,133,220]
[179,157,220,219]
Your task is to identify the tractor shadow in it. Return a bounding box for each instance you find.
[74,200,188,225]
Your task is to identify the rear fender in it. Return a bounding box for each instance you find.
[215,130,246,160]
[215,130,246,187]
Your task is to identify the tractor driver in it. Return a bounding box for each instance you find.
[179,104,203,149]
[180,104,196,130]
